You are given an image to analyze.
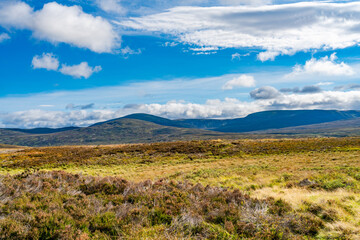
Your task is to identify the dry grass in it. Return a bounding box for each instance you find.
[0,138,360,239]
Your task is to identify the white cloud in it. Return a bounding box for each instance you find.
[96,0,126,14]
[0,109,119,128]
[316,82,334,87]
[0,33,10,42]
[31,53,101,78]
[231,53,241,60]
[287,53,355,78]
[222,75,256,90]
[190,46,219,52]
[231,52,250,60]
[0,2,119,53]
[0,1,33,28]
[120,46,142,58]
[257,51,280,62]
[59,62,102,79]
[32,53,59,71]
[120,2,360,60]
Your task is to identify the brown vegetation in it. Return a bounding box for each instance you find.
[0,137,359,239]
[0,171,322,239]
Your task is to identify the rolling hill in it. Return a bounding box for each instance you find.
[1,110,360,146]
[123,110,360,132]
[0,118,241,147]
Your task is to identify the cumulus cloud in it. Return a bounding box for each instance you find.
[222,75,256,90]
[0,33,10,42]
[250,86,280,99]
[120,2,360,60]
[280,85,322,94]
[32,53,59,71]
[59,62,102,79]
[0,1,119,53]
[287,53,355,78]
[31,53,101,78]
[0,1,33,28]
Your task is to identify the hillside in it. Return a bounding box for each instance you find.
[0,118,241,147]
[0,143,22,149]
[2,110,360,146]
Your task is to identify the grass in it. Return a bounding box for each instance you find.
[0,138,360,239]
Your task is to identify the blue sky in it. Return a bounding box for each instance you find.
[1,0,360,128]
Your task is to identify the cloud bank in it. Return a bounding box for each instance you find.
[120,2,360,60]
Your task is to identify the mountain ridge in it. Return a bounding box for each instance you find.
[1,109,360,146]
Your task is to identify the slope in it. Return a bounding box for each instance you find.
[0,118,241,147]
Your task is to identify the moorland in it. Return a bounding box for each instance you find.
[0,137,359,239]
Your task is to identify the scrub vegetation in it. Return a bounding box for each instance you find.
[0,138,359,239]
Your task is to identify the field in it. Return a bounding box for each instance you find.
[0,138,360,239]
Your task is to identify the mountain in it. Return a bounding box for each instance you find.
[1,110,360,147]
[123,110,360,132]
[0,118,241,147]
[250,117,360,137]
[212,110,360,132]
[101,113,187,128]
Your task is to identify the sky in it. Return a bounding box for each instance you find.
[1,0,360,128]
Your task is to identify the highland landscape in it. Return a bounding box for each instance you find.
[2,0,360,239]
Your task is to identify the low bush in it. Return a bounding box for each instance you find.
[0,171,324,239]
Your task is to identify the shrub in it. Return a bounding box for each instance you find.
[0,171,324,239]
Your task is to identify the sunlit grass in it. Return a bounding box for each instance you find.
[1,138,360,238]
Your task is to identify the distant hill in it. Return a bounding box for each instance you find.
[6,127,80,134]
[1,110,360,146]
[0,118,241,147]
[123,110,360,132]
[251,117,360,137]
[212,110,360,132]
